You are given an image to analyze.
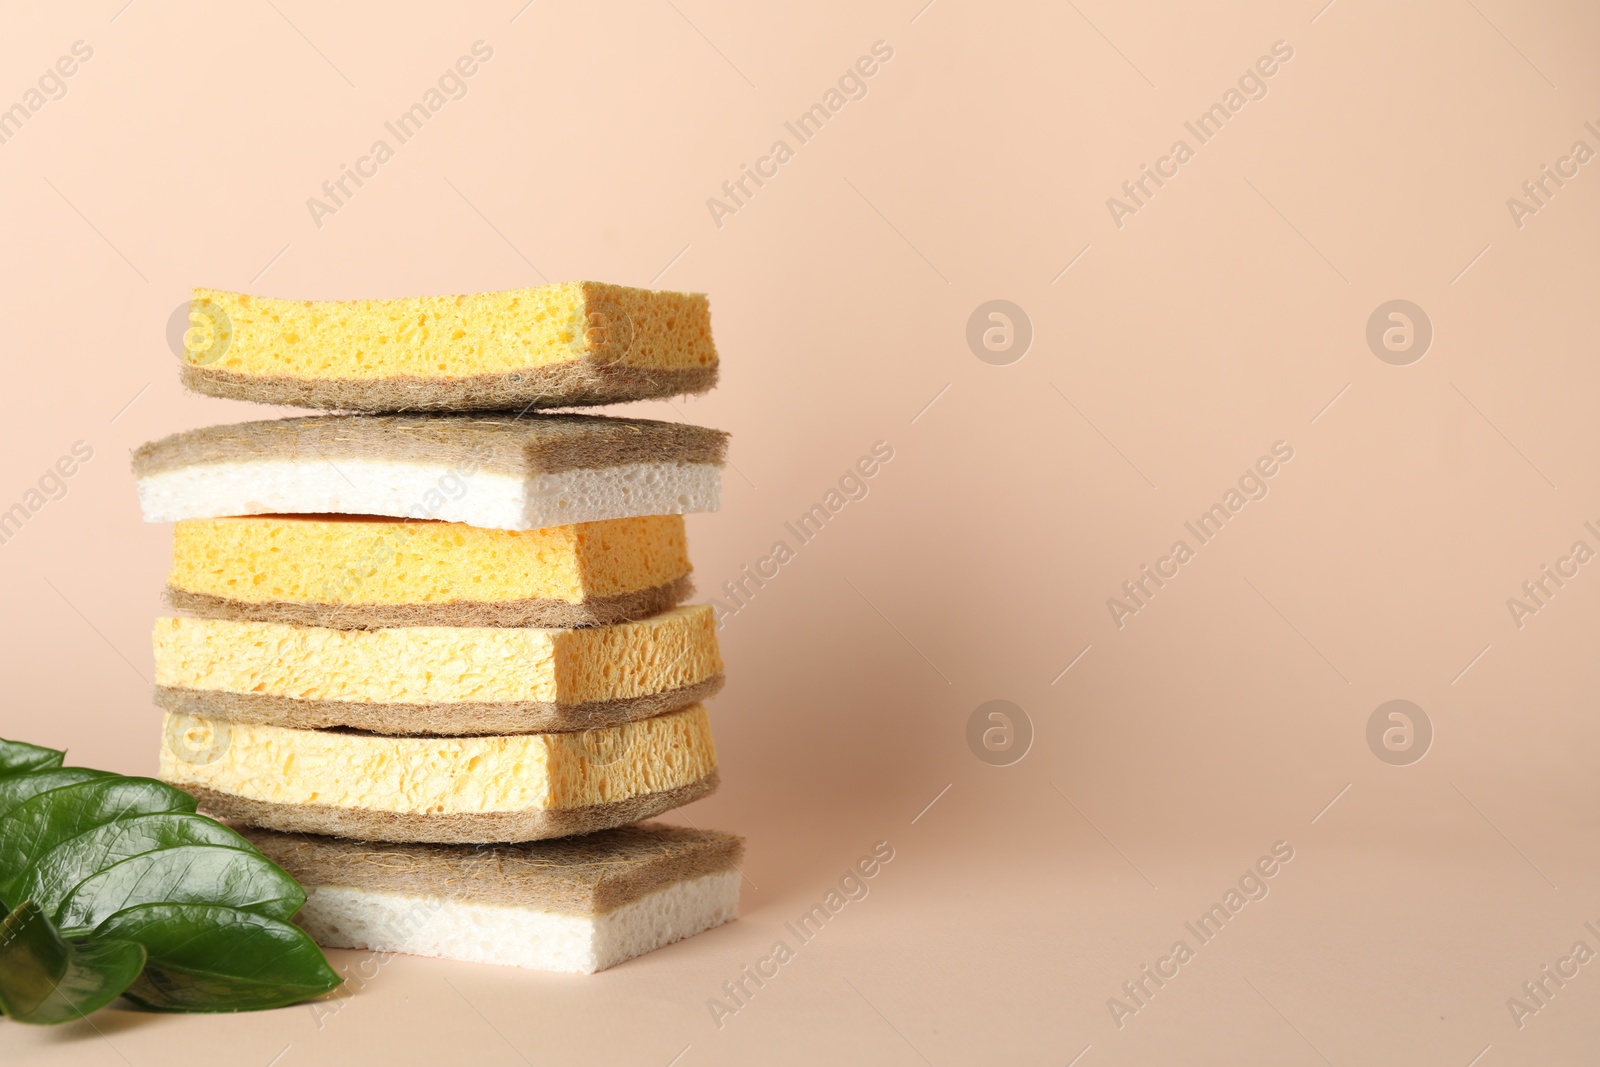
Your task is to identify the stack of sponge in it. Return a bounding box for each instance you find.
[134,282,742,973]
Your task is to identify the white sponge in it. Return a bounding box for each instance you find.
[300,870,741,974]
[240,822,744,972]
[132,413,728,531]
[135,459,722,530]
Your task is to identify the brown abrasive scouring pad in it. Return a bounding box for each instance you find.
[152,604,723,735]
[164,513,695,630]
[240,822,744,973]
[132,412,728,530]
[177,281,718,412]
[159,704,720,845]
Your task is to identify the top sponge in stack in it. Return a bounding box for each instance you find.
[181,281,718,412]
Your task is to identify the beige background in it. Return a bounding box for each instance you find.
[2,1,1598,1063]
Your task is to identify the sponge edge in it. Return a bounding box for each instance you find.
[238,822,744,972]
[164,514,695,630]
[165,573,693,631]
[159,704,720,843]
[151,605,724,735]
[132,413,728,530]
[181,772,720,845]
[238,821,745,912]
[291,872,741,973]
[155,673,725,737]
[180,281,719,412]
[137,458,722,530]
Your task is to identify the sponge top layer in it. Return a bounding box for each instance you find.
[181,281,719,412]
[240,822,744,915]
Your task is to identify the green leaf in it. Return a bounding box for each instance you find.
[0,738,335,1022]
[96,904,341,1013]
[0,740,64,779]
[0,769,113,820]
[0,778,198,905]
[13,813,256,919]
[56,846,305,933]
[0,902,145,1025]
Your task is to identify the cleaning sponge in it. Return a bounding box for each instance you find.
[133,412,728,530]
[152,604,724,735]
[180,281,718,411]
[242,822,743,973]
[159,704,719,843]
[166,514,693,629]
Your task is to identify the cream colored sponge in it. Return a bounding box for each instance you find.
[160,704,719,843]
[153,604,723,735]
[179,281,718,411]
[166,514,693,629]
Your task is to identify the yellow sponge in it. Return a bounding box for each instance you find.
[159,705,719,844]
[152,604,724,735]
[166,514,692,629]
[180,281,718,411]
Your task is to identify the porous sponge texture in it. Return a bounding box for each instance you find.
[186,281,715,377]
[290,871,741,973]
[167,514,691,607]
[133,413,730,479]
[241,821,745,913]
[151,605,721,706]
[158,704,717,815]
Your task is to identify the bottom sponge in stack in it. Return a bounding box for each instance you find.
[243,822,742,974]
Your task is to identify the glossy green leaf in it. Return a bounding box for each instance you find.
[0,902,145,1025]
[56,846,305,933]
[13,813,256,919]
[0,739,65,779]
[0,738,335,1022]
[0,778,198,905]
[0,769,113,820]
[96,904,341,1012]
